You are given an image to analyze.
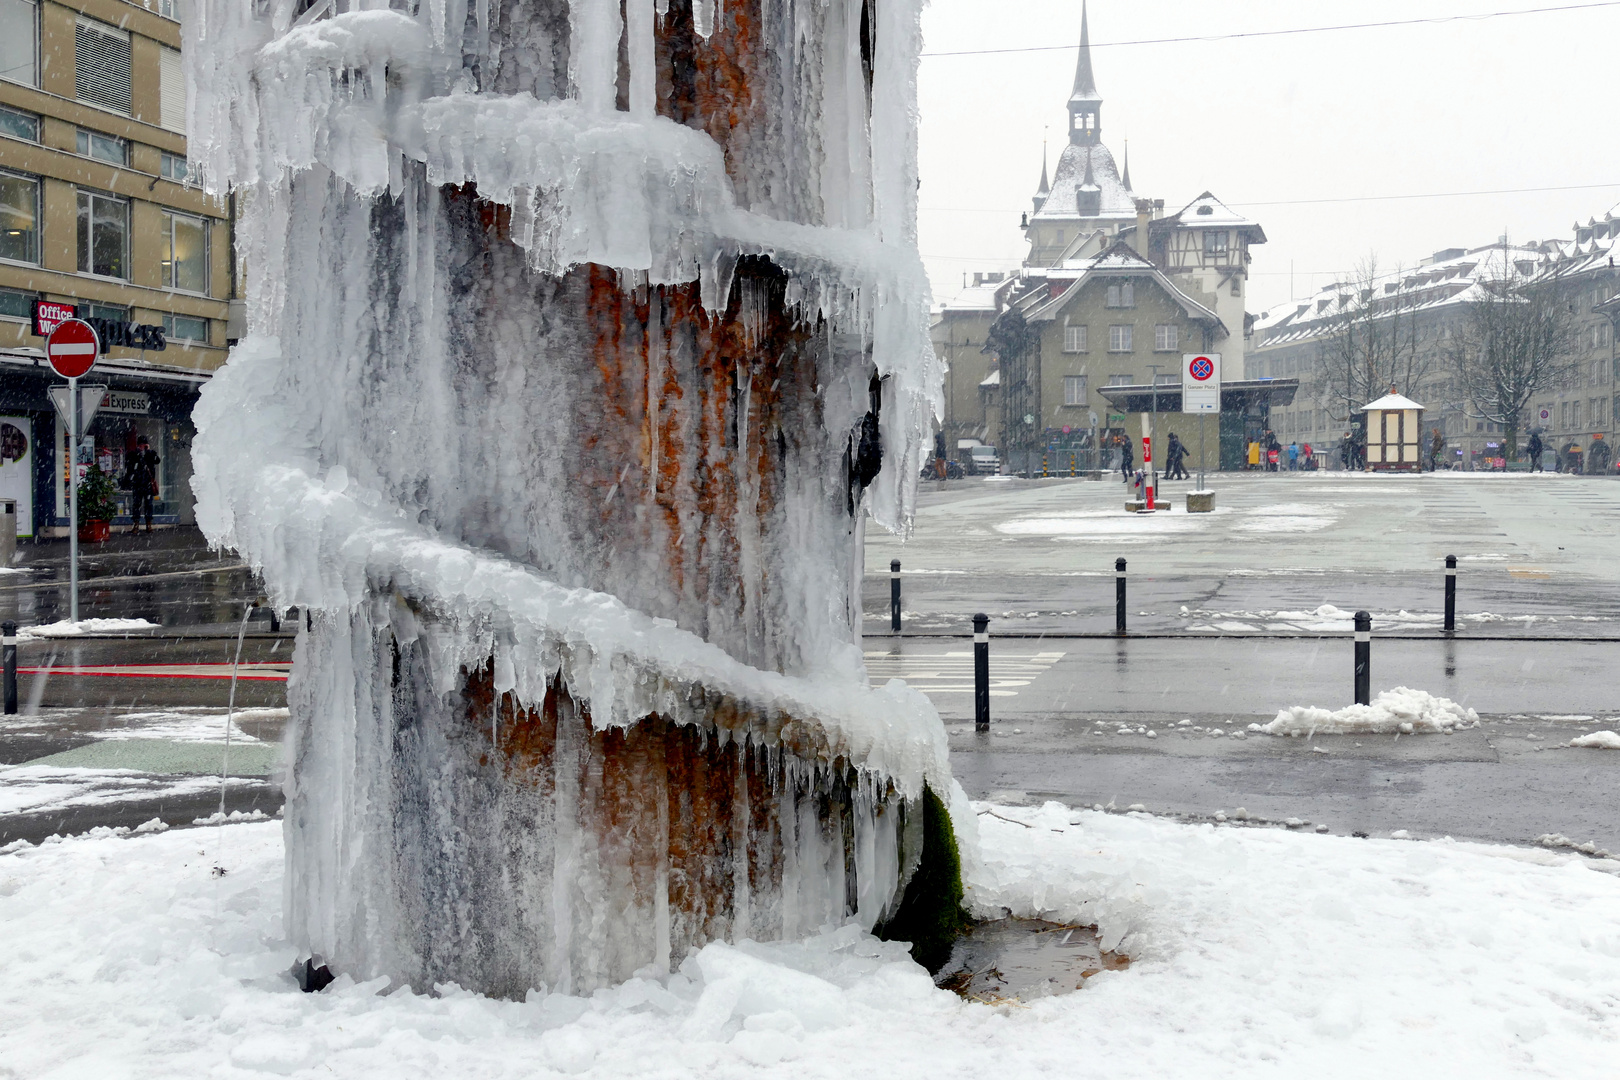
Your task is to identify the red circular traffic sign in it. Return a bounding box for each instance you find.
[47,319,99,379]
[1189,356,1214,381]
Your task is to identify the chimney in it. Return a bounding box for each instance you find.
[1133,198,1154,257]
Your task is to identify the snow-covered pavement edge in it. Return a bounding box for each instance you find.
[2,808,1617,1078]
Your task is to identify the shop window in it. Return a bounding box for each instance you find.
[160,152,188,181]
[1154,324,1178,352]
[76,129,127,166]
[161,211,208,293]
[0,0,36,88]
[0,170,40,264]
[1108,324,1132,352]
[0,285,32,319]
[1063,375,1087,406]
[1062,324,1087,353]
[163,313,208,343]
[75,17,131,114]
[77,190,129,279]
[0,104,37,141]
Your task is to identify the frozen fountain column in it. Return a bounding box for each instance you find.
[569,0,623,114]
[626,0,656,116]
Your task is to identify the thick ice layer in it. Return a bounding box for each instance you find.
[1257,688,1480,736]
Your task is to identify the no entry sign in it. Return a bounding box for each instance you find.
[47,319,99,379]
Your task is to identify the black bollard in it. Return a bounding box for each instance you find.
[973,613,990,731]
[1444,555,1456,634]
[1115,557,1127,635]
[890,559,901,633]
[1354,610,1371,706]
[2,620,15,715]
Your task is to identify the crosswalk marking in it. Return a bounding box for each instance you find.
[863,651,1064,696]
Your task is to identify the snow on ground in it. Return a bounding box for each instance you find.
[1258,688,1478,736]
[0,767,256,816]
[1180,603,1598,634]
[3,807,1619,1078]
[15,617,159,639]
[79,707,284,744]
[1570,731,1620,750]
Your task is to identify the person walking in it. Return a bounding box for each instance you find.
[1266,431,1281,472]
[1302,441,1314,471]
[1287,441,1300,471]
[1429,428,1444,472]
[1118,434,1134,482]
[1526,431,1544,472]
[1165,432,1188,480]
[123,436,160,533]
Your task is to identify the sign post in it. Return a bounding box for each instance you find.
[1182,353,1221,489]
[46,319,100,624]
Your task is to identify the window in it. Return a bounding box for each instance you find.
[1109,324,1132,352]
[1107,373,1131,386]
[75,18,132,114]
[1203,231,1229,257]
[0,285,32,319]
[160,152,188,182]
[1572,400,1582,428]
[0,170,39,264]
[1154,324,1178,352]
[163,313,208,343]
[1593,398,1607,427]
[161,211,208,293]
[76,129,127,166]
[0,0,36,87]
[1154,373,1179,386]
[1105,282,1135,308]
[0,105,36,141]
[85,302,126,322]
[159,46,184,133]
[1062,324,1087,353]
[76,190,129,279]
[1063,375,1087,406]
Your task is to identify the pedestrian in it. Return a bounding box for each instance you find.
[1302,441,1314,471]
[1118,434,1133,482]
[1429,428,1444,472]
[1165,432,1188,480]
[1526,432,1544,472]
[1266,431,1281,472]
[1287,441,1299,471]
[122,435,160,534]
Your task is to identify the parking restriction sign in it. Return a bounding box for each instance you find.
[1181,353,1221,413]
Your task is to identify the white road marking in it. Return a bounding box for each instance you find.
[863,651,1065,696]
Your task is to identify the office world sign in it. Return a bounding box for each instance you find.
[32,300,166,353]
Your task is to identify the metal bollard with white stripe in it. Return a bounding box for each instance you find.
[890,559,902,633]
[1444,554,1456,634]
[1115,557,1127,635]
[1354,610,1371,706]
[973,613,990,731]
[2,620,15,715]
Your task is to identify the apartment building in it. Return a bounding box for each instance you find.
[0,0,232,537]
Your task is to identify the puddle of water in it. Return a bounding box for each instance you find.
[936,917,1129,1003]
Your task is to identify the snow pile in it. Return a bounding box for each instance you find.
[5,810,1620,1076]
[1257,688,1480,736]
[1569,731,1620,749]
[15,618,158,640]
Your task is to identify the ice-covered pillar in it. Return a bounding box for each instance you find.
[184,0,951,995]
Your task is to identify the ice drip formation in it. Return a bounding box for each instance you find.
[184,0,952,996]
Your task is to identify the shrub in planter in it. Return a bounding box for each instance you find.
[77,464,118,541]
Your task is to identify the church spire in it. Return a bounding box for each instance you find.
[1122,140,1132,191]
[1067,2,1102,145]
[1072,1,1098,100]
[1038,140,1050,195]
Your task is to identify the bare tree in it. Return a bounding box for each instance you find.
[1310,257,1433,428]
[1444,262,1579,460]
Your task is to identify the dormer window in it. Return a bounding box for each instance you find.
[1203,231,1229,257]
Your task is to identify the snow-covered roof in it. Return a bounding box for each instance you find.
[1017,241,1226,333]
[938,275,1018,313]
[1170,192,1267,244]
[1361,392,1425,412]
[1030,142,1135,223]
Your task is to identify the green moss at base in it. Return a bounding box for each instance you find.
[875,785,968,974]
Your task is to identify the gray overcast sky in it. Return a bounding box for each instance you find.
[917,0,1620,316]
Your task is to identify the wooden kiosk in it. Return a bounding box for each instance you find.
[1361,389,1426,472]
